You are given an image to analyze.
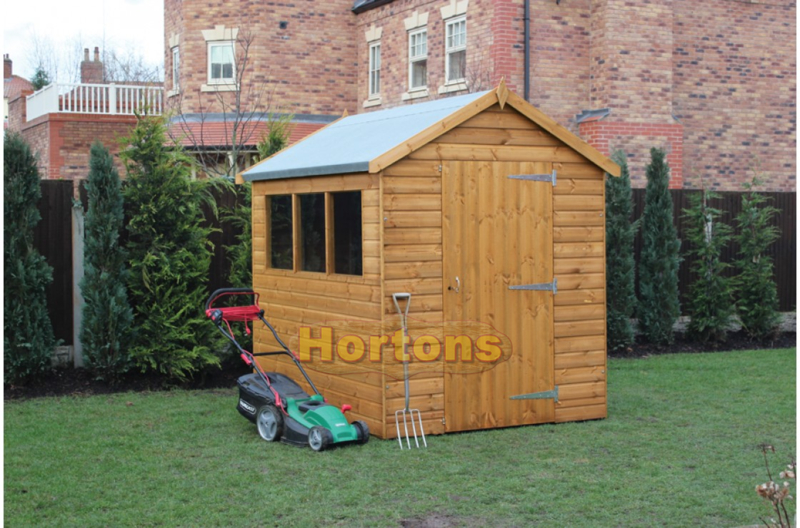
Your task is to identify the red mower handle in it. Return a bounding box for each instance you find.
[205,288,258,311]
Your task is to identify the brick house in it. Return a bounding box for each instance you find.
[6,48,163,186]
[165,0,795,191]
[4,55,33,128]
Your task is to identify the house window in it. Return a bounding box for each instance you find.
[299,193,326,273]
[445,17,466,83]
[333,192,362,276]
[408,29,427,90]
[268,195,293,270]
[171,46,180,92]
[369,42,381,98]
[208,41,235,84]
[265,191,363,276]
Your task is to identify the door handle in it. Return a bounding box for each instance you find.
[448,276,460,293]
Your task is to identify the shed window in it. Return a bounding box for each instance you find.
[333,192,363,276]
[268,195,293,270]
[265,191,363,276]
[299,193,326,273]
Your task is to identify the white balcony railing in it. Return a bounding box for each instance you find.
[26,82,163,122]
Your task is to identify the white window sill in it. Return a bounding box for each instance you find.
[201,83,238,93]
[402,89,429,101]
[167,89,180,98]
[438,82,467,95]
[363,97,382,108]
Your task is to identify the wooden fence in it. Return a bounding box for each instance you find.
[33,182,796,347]
[33,181,74,345]
[631,190,796,313]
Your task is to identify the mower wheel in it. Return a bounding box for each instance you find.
[307,426,333,452]
[256,405,283,442]
[353,420,370,445]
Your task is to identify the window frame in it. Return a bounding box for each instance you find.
[265,190,364,277]
[445,16,467,84]
[368,41,381,98]
[171,46,180,92]
[408,28,428,91]
[207,41,236,86]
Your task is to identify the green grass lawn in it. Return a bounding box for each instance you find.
[5,348,796,527]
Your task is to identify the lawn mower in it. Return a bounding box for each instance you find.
[205,288,369,451]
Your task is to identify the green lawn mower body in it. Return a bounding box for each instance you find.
[206,288,369,451]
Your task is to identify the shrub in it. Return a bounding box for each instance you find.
[121,115,221,381]
[80,141,134,380]
[682,189,735,342]
[734,177,780,338]
[605,151,638,352]
[638,148,681,345]
[3,132,57,383]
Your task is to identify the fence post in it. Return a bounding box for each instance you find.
[72,205,85,368]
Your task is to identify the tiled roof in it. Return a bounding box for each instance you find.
[4,75,33,101]
[168,120,327,149]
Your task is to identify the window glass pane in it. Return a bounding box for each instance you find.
[172,48,179,89]
[448,50,466,81]
[333,192,362,276]
[369,43,381,96]
[210,44,234,80]
[411,59,427,88]
[299,193,326,272]
[269,195,293,270]
[447,19,466,50]
[410,31,427,59]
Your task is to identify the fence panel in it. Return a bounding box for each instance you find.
[631,189,796,312]
[33,181,796,351]
[33,180,74,345]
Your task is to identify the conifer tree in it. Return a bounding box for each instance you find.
[121,115,220,381]
[682,189,734,342]
[4,132,57,383]
[30,66,51,91]
[734,177,780,338]
[638,148,681,345]
[80,141,134,380]
[605,151,638,352]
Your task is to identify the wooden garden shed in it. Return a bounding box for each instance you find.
[240,83,620,439]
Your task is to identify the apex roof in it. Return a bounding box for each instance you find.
[241,82,620,182]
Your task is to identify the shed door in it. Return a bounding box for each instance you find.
[442,160,555,432]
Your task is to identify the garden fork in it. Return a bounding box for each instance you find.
[392,293,427,449]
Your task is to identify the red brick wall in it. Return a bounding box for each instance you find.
[21,113,136,181]
[528,0,591,134]
[580,121,684,188]
[164,0,359,117]
[20,117,51,178]
[354,0,500,109]
[165,0,794,191]
[7,92,31,133]
[672,0,796,191]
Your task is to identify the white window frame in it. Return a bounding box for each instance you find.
[368,41,381,98]
[445,16,467,84]
[207,41,236,86]
[171,46,180,92]
[408,28,428,91]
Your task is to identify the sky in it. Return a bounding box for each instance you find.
[3,0,164,81]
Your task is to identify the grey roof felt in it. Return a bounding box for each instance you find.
[242,91,490,182]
